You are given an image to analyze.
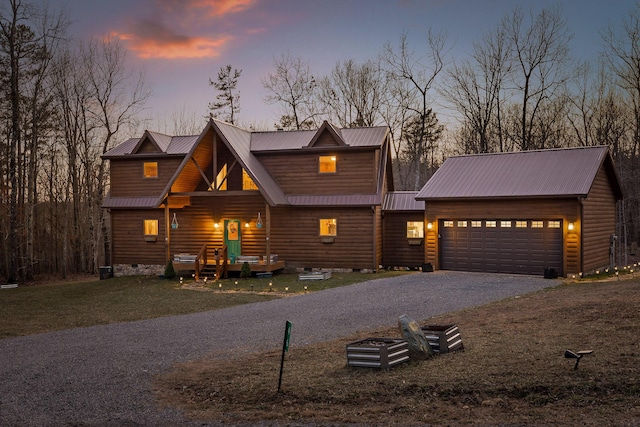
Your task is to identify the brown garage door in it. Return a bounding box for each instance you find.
[440,219,563,276]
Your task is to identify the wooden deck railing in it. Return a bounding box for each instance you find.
[194,244,208,281]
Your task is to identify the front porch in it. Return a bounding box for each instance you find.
[172,246,284,280]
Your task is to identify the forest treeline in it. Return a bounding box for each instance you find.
[1,0,639,282]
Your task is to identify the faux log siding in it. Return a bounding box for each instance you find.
[313,129,339,146]
[110,158,183,197]
[137,139,161,154]
[269,206,376,270]
[566,232,580,274]
[582,167,617,272]
[259,150,378,194]
[424,198,581,274]
[168,195,269,261]
[382,212,425,268]
[111,209,166,264]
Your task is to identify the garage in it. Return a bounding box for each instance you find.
[416,146,623,277]
[439,219,563,275]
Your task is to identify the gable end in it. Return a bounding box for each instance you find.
[135,137,162,154]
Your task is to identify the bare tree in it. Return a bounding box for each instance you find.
[502,5,573,150]
[23,6,68,279]
[168,105,205,135]
[442,23,512,154]
[84,36,150,270]
[382,30,449,189]
[0,0,67,281]
[602,3,640,248]
[262,53,320,130]
[208,64,241,124]
[318,59,386,127]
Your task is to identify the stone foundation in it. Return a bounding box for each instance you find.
[114,264,164,277]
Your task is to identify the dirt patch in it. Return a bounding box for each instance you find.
[156,278,640,426]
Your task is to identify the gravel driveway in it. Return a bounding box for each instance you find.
[0,271,558,426]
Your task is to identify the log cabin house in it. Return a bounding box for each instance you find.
[103,119,406,277]
[415,146,624,277]
[103,119,622,279]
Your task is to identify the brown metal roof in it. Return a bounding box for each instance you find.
[102,134,198,158]
[212,120,289,206]
[383,191,424,211]
[287,194,382,206]
[147,131,172,151]
[103,137,139,157]
[166,135,199,154]
[102,196,160,209]
[416,146,621,200]
[104,119,390,209]
[250,125,388,151]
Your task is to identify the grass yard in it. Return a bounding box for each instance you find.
[0,270,409,339]
[156,276,640,426]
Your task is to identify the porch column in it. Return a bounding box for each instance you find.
[164,201,170,264]
[266,203,271,267]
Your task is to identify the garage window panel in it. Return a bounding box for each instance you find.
[458,220,468,228]
[548,220,561,228]
[471,220,482,227]
[486,220,497,228]
[500,220,512,228]
[531,221,544,228]
[516,221,527,228]
[443,220,454,227]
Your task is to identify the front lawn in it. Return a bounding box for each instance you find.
[0,270,410,339]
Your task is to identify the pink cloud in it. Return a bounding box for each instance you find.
[153,0,256,19]
[115,32,232,59]
[111,0,258,59]
[192,0,256,17]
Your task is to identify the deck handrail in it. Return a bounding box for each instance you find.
[194,244,208,281]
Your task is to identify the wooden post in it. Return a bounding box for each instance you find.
[164,201,170,265]
[266,203,271,267]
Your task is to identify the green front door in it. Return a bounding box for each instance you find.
[224,220,241,262]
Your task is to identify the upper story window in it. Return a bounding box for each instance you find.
[319,218,337,236]
[216,164,227,191]
[242,169,258,190]
[406,221,424,238]
[143,162,158,178]
[319,155,337,173]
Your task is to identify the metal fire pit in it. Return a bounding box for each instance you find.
[346,338,409,369]
[421,324,464,354]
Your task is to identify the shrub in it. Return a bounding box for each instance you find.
[240,261,251,278]
[164,260,176,279]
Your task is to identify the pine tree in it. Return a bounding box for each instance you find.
[208,64,242,124]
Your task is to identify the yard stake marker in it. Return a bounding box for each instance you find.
[277,320,292,393]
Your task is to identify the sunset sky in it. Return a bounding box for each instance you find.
[55,0,633,132]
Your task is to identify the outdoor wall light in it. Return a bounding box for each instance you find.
[214,222,219,229]
[568,222,575,231]
[427,222,433,229]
